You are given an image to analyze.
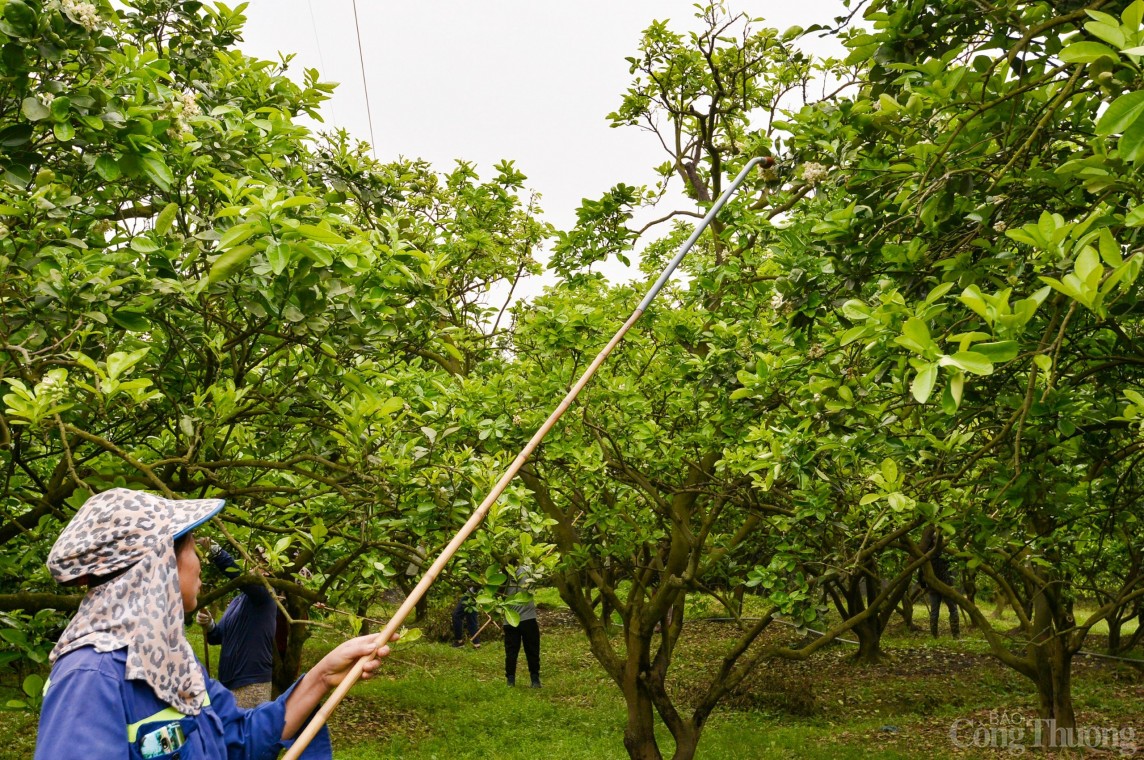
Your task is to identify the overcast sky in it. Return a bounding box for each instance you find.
[237,1,849,292]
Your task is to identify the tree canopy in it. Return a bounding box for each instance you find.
[2,1,1143,758]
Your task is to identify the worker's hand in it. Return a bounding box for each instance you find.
[313,632,400,690]
[196,536,221,558]
[195,609,214,629]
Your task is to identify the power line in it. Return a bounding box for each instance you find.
[306,0,334,126]
[350,0,377,157]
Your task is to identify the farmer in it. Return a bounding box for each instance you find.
[195,538,278,706]
[503,564,541,688]
[451,586,482,648]
[35,488,394,759]
[919,526,961,639]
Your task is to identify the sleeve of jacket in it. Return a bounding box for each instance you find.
[214,674,332,760]
[35,662,129,759]
[211,547,273,604]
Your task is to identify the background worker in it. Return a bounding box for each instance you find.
[452,585,482,648]
[195,538,278,706]
[503,564,541,688]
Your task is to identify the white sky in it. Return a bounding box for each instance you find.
[238,1,849,293]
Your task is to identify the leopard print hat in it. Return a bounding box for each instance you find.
[47,488,225,715]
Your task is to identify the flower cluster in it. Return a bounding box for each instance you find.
[992,220,1008,233]
[51,0,102,32]
[807,343,826,360]
[168,91,202,138]
[37,371,69,404]
[801,162,829,186]
[770,292,785,311]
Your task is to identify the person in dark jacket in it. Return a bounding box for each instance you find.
[920,526,960,638]
[35,488,394,759]
[451,586,482,648]
[195,540,277,706]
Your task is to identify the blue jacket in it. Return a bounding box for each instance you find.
[207,548,277,690]
[35,646,331,759]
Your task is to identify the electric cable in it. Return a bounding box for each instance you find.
[350,0,377,156]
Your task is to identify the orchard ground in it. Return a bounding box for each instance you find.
[1,591,1139,759]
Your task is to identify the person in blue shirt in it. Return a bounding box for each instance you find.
[35,488,395,759]
[195,540,278,706]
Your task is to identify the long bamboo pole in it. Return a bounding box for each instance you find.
[282,156,770,759]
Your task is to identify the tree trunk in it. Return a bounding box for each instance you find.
[356,598,373,636]
[1032,643,1076,737]
[1107,614,1123,656]
[669,725,699,760]
[852,616,885,664]
[1029,591,1076,738]
[621,674,663,760]
[272,593,311,696]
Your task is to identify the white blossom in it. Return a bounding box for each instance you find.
[993,221,1008,233]
[178,90,202,119]
[55,0,102,32]
[801,162,829,186]
[808,344,826,360]
[770,292,785,311]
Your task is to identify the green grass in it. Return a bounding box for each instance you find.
[1,598,1140,759]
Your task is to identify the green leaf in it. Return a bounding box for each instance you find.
[924,282,954,305]
[94,154,121,181]
[155,203,178,235]
[1095,91,1144,136]
[2,0,36,37]
[878,457,896,487]
[887,492,912,512]
[266,240,289,274]
[49,96,70,122]
[52,121,74,142]
[911,364,937,403]
[207,244,257,284]
[1084,21,1126,48]
[0,124,32,147]
[841,299,871,320]
[1118,113,1144,162]
[940,351,993,376]
[1074,245,1102,284]
[972,341,1019,363]
[111,310,151,332]
[129,237,159,253]
[297,224,347,245]
[839,324,872,346]
[377,397,404,416]
[141,155,173,191]
[217,222,257,250]
[21,674,43,700]
[20,97,49,121]
[899,317,932,353]
[948,372,964,409]
[1059,41,1119,62]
